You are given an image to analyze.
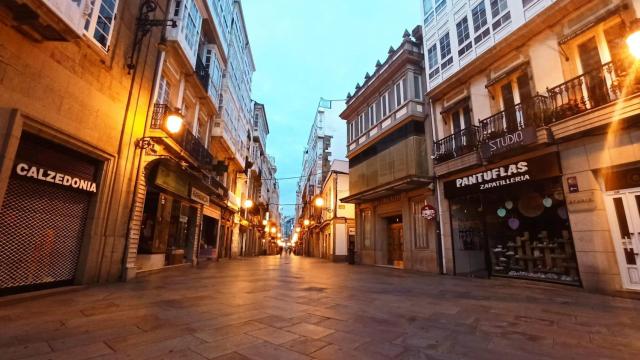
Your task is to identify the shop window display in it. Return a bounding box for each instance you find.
[450,177,580,285]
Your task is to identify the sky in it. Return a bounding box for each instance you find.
[242,0,422,217]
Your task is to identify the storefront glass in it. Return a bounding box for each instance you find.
[446,154,580,285]
[450,178,579,285]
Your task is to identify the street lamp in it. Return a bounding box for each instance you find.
[165,112,183,134]
[270,227,277,234]
[303,219,310,226]
[243,199,254,209]
[295,226,301,233]
[313,196,324,208]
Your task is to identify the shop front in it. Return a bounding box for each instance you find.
[137,161,204,271]
[445,152,581,285]
[0,133,101,295]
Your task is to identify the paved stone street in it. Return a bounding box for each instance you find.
[2,256,640,360]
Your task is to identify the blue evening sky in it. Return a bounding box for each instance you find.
[243,0,421,217]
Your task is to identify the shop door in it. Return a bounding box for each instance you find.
[605,190,640,290]
[388,223,404,267]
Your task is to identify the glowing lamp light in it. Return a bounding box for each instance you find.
[627,30,640,59]
[262,219,267,225]
[277,232,282,238]
[243,199,254,209]
[270,227,276,234]
[165,113,183,134]
[303,219,310,226]
[295,227,301,233]
[314,197,325,207]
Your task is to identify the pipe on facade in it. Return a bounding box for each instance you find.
[429,97,447,275]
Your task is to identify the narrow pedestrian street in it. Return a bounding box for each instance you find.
[2,256,640,360]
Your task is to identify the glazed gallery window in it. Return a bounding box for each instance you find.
[439,33,453,70]
[380,93,389,118]
[368,104,376,127]
[361,209,373,249]
[435,0,447,14]
[456,17,473,57]
[412,201,432,249]
[423,0,435,25]
[349,121,355,142]
[490,0,511,31]
[181,0,202,53]
[472,1,491,44]
[427,44,440,79]
[84,0,119,50]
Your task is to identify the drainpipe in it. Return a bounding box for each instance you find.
[430,97,447,275]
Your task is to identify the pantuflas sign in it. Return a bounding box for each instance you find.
[443,153,561,198]
[15,162,97,192]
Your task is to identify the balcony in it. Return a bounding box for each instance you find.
[433,126,480,164]
[347,100,425,156]
[433,61,640,168]
[478,95,552,140]
[151,103,214,168]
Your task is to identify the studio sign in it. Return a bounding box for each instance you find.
[15,163,97,192]
[456,161,529,190]
[480,126,536,158]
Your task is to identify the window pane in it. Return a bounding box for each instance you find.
[472,1,488,32]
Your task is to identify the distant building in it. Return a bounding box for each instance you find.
[295,99,347,256]
[314,160,355,262]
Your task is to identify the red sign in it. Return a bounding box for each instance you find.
[420,204,436,220]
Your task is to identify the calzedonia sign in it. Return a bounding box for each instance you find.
[15,163,98,192]
[443,153,561,198]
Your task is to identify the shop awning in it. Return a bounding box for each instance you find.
[340,176,433,204]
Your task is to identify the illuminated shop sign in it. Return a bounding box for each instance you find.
[15,162,97,192]
[444,153,561,198]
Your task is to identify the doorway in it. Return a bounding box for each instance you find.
[604,189,640,290]
[386,215,404,268]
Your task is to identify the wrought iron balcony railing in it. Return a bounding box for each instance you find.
[434,60,640,165]
[479,95,552,140]
[150,103,214,168]
[433,126,480,163]
[546,61,632,122]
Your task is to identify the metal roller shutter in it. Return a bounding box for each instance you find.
[0,174,91,291]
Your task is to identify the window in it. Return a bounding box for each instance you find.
[157,76,171,104]
[424,0,435,25]
[349,121,355,141]
[490,0,508,18]
[368,104,376,127]
[435,0,447,13]
[381,93,389,117]
[427,44,440,79]
[362,209,373,249]
[358,113,365,136]
[83,0,119,50]
[456,17,473,56]
[439,33,453,70]
[394,78,405,107]
[413,74,422,100]
[471,1,488,32]
[472,1,491,44]
[490,0,511,31]
[181,0,202,52]
[412,200,432,249]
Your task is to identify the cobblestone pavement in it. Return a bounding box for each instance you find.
[2,256,640,360]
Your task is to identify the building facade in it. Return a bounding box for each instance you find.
[295,99,347,257]
[0,0,164,294]
[314,160,355,261]
[425,0,640,296]
[340,27,439,272]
